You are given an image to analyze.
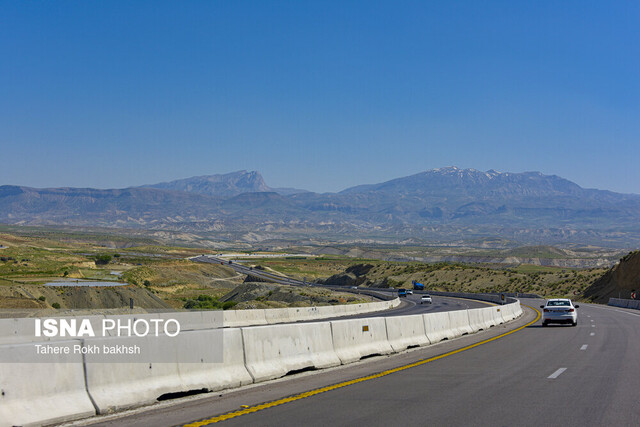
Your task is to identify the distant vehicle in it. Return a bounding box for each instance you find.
[228,260,233,265]
[541,299,579,326]
[350,286,358,289]
[398,289,407,297]
[421,295,432,304]
[412,280,425,291]
[406,289,413,295]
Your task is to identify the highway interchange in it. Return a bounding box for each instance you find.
[76,256,640,426]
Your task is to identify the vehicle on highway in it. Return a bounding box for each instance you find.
[421,295,432,304]
[350,286,358,289]
[540,298,579,326]
[398,288,407,297]
[406,289,413,295]
[412,280,425,290]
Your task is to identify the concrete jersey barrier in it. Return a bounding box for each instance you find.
[609,298,640,310]
[467,308,487,333]
[241,322,340,382]
[330,317,393,364]
[423,311,456,343]
[224,298,400,328]
[84,328,246,413]
[0,297,522,425]
[384,314,430,352]
[447,309,473,337]
[0,340,96,427]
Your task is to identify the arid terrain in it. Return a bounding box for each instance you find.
[0,226,635,313]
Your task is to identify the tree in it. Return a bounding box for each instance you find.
[94,254,112,265]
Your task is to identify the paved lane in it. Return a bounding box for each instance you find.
[83,299,640,427]
[202,300,640,427]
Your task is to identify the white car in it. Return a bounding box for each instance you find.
[541,299,579,326]
[421,295,432,304]
[407,289,413,295]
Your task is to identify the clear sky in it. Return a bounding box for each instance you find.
[1,1,639,194]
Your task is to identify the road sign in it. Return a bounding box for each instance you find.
[632,292,637,300]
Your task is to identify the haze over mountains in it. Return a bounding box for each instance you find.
[1,167,639,247]
[141,170,309,197]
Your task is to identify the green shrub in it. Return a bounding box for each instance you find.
[222,301,237,310]
[52,302,61,309]
[94,254,112,265]
[183,294,229,310]
[38,296,46,301]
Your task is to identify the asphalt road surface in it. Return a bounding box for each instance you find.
[80,299,640,427]
[192,255,491,317]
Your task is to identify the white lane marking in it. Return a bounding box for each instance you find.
[590,319,594,322]
[590,332,595,336]
[548,368,567,379]
[591,325,596,327]
[580,345,588,350]
[587,315,591,318]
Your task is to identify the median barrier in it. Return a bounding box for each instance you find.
[84,328,232,413]
[629,300,640,310]
[499,303,513,323]
[84,335,185,413]
[289,306,323,321]
[264,308,294,324]
[241,322,340,382]
[225,298,400,328]
[0,315,107,344]
[0,318,42,345]
[513,301,523,317]
[223,309,268,328]
[467,308,487,332]
[423,311,456,343]
[106,312,223,335]
[482,306,500,328]
[330,317,392,364]
[613,298,630,308]
[489,306,503,325]
[175,328,252,392]
[504,302,515,321]
[0,340,96,427]
[384,314,430,352]
[447,310,473,337]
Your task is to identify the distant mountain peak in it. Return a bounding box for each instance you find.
[141,170,271,197]
[141,170,309,198]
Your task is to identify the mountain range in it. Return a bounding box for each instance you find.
[2,167,640,247]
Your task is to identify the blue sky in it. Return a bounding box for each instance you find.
[1,1,639,194]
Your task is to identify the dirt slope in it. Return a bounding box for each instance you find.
[583,251,640,303]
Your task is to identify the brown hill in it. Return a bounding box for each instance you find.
[583,251,640,303]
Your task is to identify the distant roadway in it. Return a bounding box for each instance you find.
[191,255,491,316]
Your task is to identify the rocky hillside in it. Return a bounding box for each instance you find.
[583,251,640,303]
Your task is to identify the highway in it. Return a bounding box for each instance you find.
[191,255,491,316]
[81,300,640,426]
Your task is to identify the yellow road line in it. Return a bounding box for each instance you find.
[184,305,541,426]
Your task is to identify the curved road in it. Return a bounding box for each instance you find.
[192,255,491,317]
[81,299,640,426]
